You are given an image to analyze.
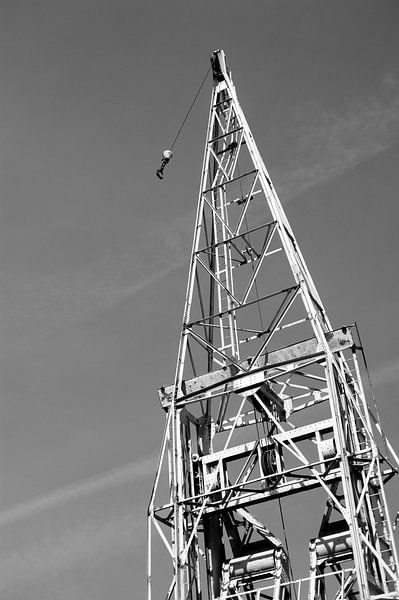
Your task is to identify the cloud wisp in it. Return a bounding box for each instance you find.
[0,454,157,596]
[1,511,141,596]
[0,454,156,528]
[279,72,399,200]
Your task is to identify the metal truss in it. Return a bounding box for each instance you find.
[147,50,399,600]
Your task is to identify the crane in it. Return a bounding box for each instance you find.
[147,49,399,600]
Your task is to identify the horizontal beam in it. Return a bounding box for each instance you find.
[153,467,395,518]
[202,469,342,515]
[201,418,334,465]
[158,326,354,409]
[196,219,275,255]
[203,168,258,194]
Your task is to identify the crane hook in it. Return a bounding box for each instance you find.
[156,149,173,180]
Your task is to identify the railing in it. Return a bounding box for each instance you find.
[219,567,356,600]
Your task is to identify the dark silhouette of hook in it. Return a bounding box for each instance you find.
[156,150,173,180]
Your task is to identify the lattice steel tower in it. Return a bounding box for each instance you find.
[147,50,399,600]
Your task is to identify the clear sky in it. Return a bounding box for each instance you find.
[1,1,399,598]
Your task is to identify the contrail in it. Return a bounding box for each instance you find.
[279,71,399,202]
[0,454,156,528]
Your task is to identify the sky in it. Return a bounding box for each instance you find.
[1,1,399,598]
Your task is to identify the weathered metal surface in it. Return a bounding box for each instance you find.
[158,326,354,409]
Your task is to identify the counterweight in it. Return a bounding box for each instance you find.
[147,50,399,600]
